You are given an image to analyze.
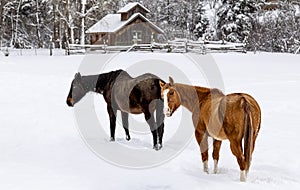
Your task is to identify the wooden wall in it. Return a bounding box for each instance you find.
[115,18,158,46]
[89,17,161,46]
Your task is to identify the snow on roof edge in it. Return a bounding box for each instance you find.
[117,2,150,13]
[86,13,164,34]
[122,13,164,34]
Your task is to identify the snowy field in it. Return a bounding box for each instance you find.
[0,50,300,190]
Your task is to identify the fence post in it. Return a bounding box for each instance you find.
[202,43,206,55]
[167,42,172,53]
[34,45,37,56]
[104,40,107,53]
[65,42,70,55]
[50,41,53,56]
[4,47,9,56]
[242,36,248,53]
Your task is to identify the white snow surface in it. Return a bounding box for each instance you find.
[0,51,300,189]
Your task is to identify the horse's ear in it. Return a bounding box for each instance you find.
[75,72,82,80]
[159,80,165,89]
[169,76,174,85]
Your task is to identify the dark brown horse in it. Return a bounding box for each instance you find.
[160,77,261,181]
[66,70,166,150]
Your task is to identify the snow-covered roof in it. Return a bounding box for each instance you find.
[86,13,164,34]
[117,2,150,13]
[86,14,121,33]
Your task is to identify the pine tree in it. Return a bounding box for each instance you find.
[217,0,259,42]
[154,0,199,39]
[247,0,300,52]
[191,0,209,40]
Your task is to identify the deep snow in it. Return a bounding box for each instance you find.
[0,50,299,190]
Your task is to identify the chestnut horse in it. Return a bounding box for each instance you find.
[160,77,261,181]
[66,70,166,150]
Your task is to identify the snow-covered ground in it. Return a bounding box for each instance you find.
[0,50,300,190]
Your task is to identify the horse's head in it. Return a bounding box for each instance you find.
[159,77,181,117]
[66,73,87,107]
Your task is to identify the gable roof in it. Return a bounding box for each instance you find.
[86,13,164,34]
[86,14,121,33]
[117,2,150,13]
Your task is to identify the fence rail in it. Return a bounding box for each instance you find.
[66,39,247,55]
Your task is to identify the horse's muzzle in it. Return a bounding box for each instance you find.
[166,112,172,117]
[67,98,74,107]
[164,107,172,117]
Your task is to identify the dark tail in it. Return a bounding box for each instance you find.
[243,98,253,173]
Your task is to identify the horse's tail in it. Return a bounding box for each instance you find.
[242,98,253,174]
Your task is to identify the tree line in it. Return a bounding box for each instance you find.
[0,0,299,53]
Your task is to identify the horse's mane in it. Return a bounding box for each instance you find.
[194,86,224,96]
[96,69,126,90]
[175,83,224,99]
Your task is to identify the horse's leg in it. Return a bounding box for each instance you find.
[121,112,130,141]
[229,139,247,182]
[107,105,116,141]
[144,111,159,150]
[195,130,209,173]
[212,139,222,174]
[252,126,260,154]
[156,100,165,149]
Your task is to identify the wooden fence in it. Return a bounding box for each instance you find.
[66,39,247,55]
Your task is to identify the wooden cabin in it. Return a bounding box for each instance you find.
[86,3,164,46]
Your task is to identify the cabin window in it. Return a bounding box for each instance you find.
[132,30,142,43]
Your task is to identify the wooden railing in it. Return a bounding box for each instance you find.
[66,39,247,55]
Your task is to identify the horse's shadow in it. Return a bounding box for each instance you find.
[114,137,153,149]
[183,163,298,184]
[249,165,299,184]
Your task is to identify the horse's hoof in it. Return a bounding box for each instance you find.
[153,144,162,151]
[240,170,247,182]
[203,161,209,174]
[214,160,218,174]
[126,135,131,141]
[110,137,115,142]
[157,144,162,149]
